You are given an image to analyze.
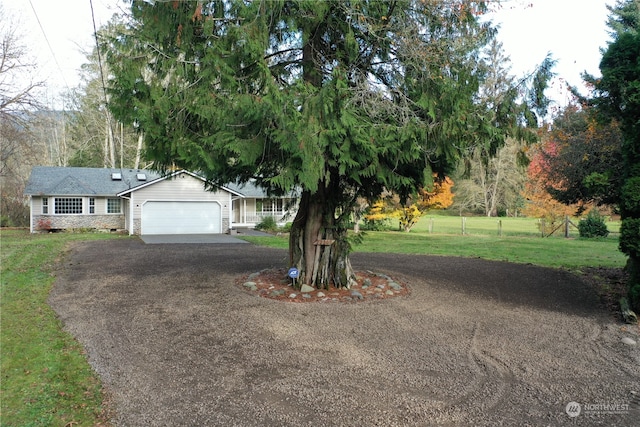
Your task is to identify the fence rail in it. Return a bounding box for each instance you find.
[410,215,620,238]
[540,216,578,238]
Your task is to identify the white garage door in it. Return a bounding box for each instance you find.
[142,201,221,234]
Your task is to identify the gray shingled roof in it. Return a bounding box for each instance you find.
[24,167,162,196]
[23,167,289,199]
[225,181,271,198]
[225,180,301,198]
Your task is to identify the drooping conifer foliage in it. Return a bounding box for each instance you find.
[587,0,640,311]
[104,1,548,288]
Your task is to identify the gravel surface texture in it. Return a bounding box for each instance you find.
[49,238,640,426]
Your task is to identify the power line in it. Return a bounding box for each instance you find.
[90,0,122,169]
[27,0,71,100]
[89,0,110,108]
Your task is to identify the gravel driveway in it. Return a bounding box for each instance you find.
[50,238,640,426]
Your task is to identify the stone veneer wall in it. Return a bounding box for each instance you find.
[132,218,141,235]
[33,214,125,232]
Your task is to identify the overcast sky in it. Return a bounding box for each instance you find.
[486,0,613,110]
[4,0,614,110]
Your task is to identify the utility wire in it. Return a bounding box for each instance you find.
[89,0,121,169]
[27,0,71,101]
[89,0,110,109]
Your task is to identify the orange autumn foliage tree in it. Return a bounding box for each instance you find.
[366,176,454,232]
[397,177,454,232]
[522,139,579,234]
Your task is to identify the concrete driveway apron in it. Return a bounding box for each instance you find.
[140,228,271,244]
[140,234,249,244]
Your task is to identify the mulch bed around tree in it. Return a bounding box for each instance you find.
[236,268,410,303]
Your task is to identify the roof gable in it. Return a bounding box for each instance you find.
[116,170,244,197]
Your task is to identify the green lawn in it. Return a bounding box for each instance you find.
[242,215,626,269]
[1,229,129,427]
[410,213,621,237]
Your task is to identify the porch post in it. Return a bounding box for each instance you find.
[29,197,33,233]
[229,193,233,230]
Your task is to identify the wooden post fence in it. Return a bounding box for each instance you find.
[543,216,578,238]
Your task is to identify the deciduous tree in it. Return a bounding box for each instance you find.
[540,105,623,213]
[0,5,45,226]
[0,5,44,177]
[363,199,392,231]
[392,176,454,232]
[521,138,578,233]
[455,137,528,217]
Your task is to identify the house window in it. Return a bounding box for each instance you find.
[42,198,48,214]
[89,198,95,214]
[261,199,283,213]
[55,198,83,214]
[107,198,121,214]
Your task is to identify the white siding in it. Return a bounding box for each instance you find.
[32,197,44,214]
[129,172,232,234]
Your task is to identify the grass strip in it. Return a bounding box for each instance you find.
[1,230,124,427]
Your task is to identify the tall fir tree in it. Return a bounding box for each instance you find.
[104,0,548,289]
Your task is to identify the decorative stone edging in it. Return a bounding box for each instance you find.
[238,268,409,303]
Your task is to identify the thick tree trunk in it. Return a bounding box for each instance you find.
[289,190,356,290]
[289,16,357,289]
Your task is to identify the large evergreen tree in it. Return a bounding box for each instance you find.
[105,0,547,289]
[587,0,640,310]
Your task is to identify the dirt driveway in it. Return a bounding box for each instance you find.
[50,238,639,426]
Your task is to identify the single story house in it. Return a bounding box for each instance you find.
[24,166,298,234]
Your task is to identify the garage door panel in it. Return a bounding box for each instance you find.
[142,201,221,234]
